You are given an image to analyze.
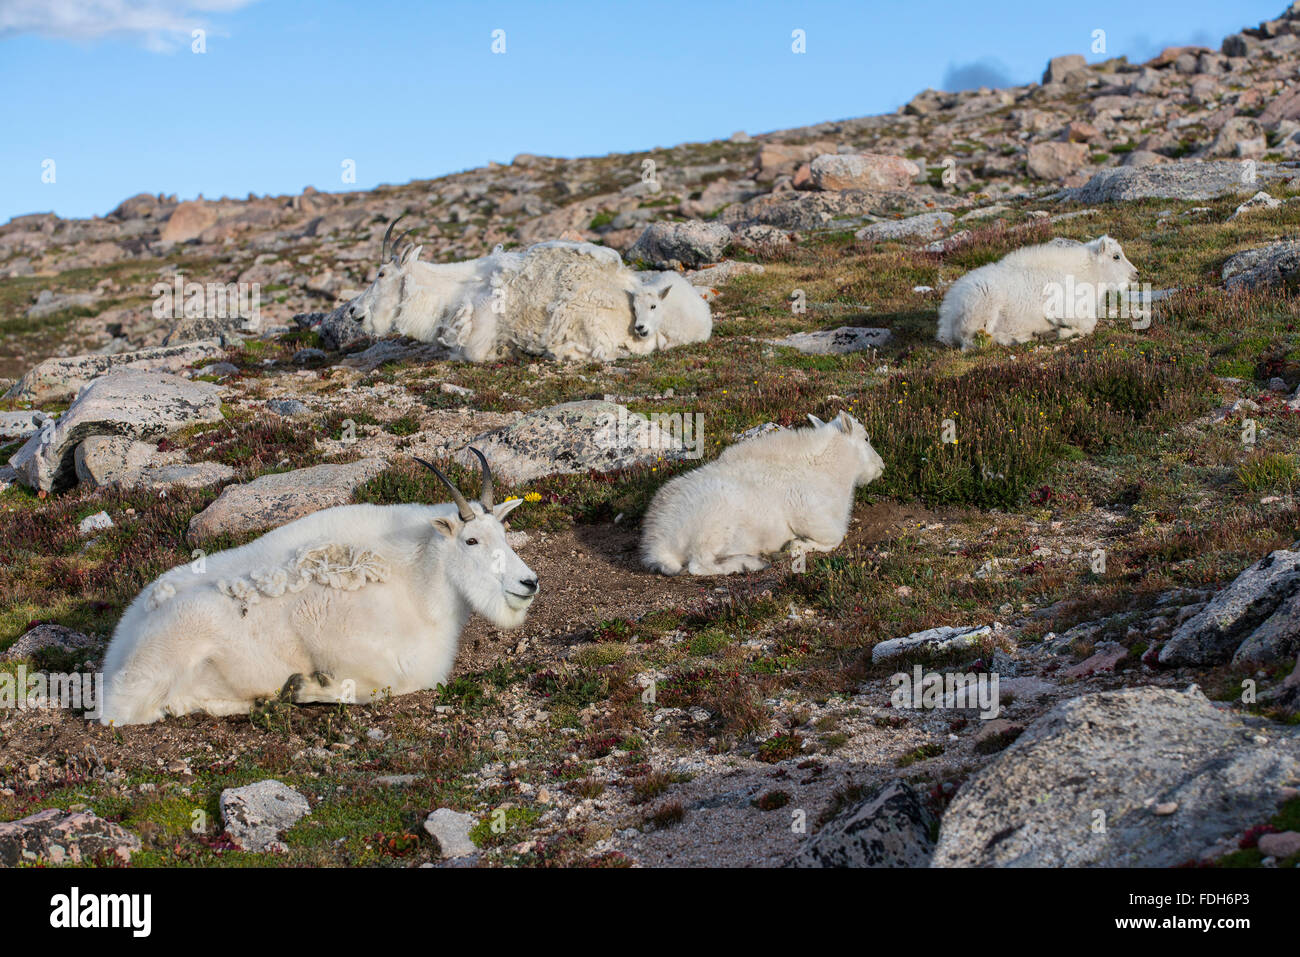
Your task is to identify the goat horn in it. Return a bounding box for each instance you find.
[467,446,494,509]
[391,229,416,261]
[415,457,475,522]
[380,214,405,263]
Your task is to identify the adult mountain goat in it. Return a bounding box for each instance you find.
[498,242,713,361]
[344,218,521,361]
[99,452,538,725]
[936,235,1138,349]
[344,219,712,362]
[641,411,884,576]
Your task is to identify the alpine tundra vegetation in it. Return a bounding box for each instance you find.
[2,2,1300,870]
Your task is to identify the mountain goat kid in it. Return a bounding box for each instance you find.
[640,411,884,576]
[99,451,538,725]
[936,235,1138,349]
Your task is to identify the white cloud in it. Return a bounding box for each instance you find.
[0,0,260,52]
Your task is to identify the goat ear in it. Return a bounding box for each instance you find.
[658,284,672,300]
[431,515,459,539]
[807,414,826,428]
[401,244,423,265]
[835,410,853,433]
[494,498,524,521]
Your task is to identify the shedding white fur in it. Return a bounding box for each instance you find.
[936,235,1138,349]
[345,224,712,361]
[640,411,885,576]
[99,455,538,725]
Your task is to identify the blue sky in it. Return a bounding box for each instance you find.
[0,0,1279,223]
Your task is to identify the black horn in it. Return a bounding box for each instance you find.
[467,446,494,509]
[391,228,416,262]
[415,457,475,522]
[380,214,405,263]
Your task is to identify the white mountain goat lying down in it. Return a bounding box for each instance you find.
[936,235,1138,349]
[98,451,538,725]
[498,241,714,361]
[640,411,885,576]
[344,217,523,362]
[344,218,712,362]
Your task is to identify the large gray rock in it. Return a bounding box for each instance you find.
[810,153,919,191]
[1027,141,1089,180]
[767,327,891,356]
[1222,241,1300,292]
[722,190,904,232]
[25,289,98,320]
[8,371,224,492]
[932,686,1300,867]
[0,410,50,441]
[3,340,225,404]
[1206,116,1266,159]
[1065,161,1265,203]
[1042,54,1090,85]
[0,809,140,866]
[163,314,253,346]
[682,260,765,287]
[1159,548,1300,666]
[855,211,954,242]
[625,221,732,268]
[456,400,689,484]
[219,780,310,852]
[74,434,235,491]
[187,457,388,542]
[1,623,98,661]
[789,781,936,868]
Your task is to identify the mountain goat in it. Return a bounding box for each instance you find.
[344,219,712,362]
[632,271,715,352]
[498,241,712,361]
[345,217,521,361]
[99,451,538,725]
[936,235,1138,349]
[640,411,885,576]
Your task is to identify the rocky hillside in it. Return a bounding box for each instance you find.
[1,7,1299,868]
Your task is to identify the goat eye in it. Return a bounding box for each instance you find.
[1112,255,1119,260]
[465,538,478,546]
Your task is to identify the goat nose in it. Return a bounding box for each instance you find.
[519,576,539,593]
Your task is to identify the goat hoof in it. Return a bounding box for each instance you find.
[312,670,333,687]
[278,673,306,702]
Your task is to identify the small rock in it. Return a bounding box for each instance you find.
[1257,830,1300,859]
[423,808,476,858]
[766,327,891,356]
[219,780,311,852]
[1,624,98,661]
[266,398,310,416]
[78,511,113,536]
[872,623,1002,664]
